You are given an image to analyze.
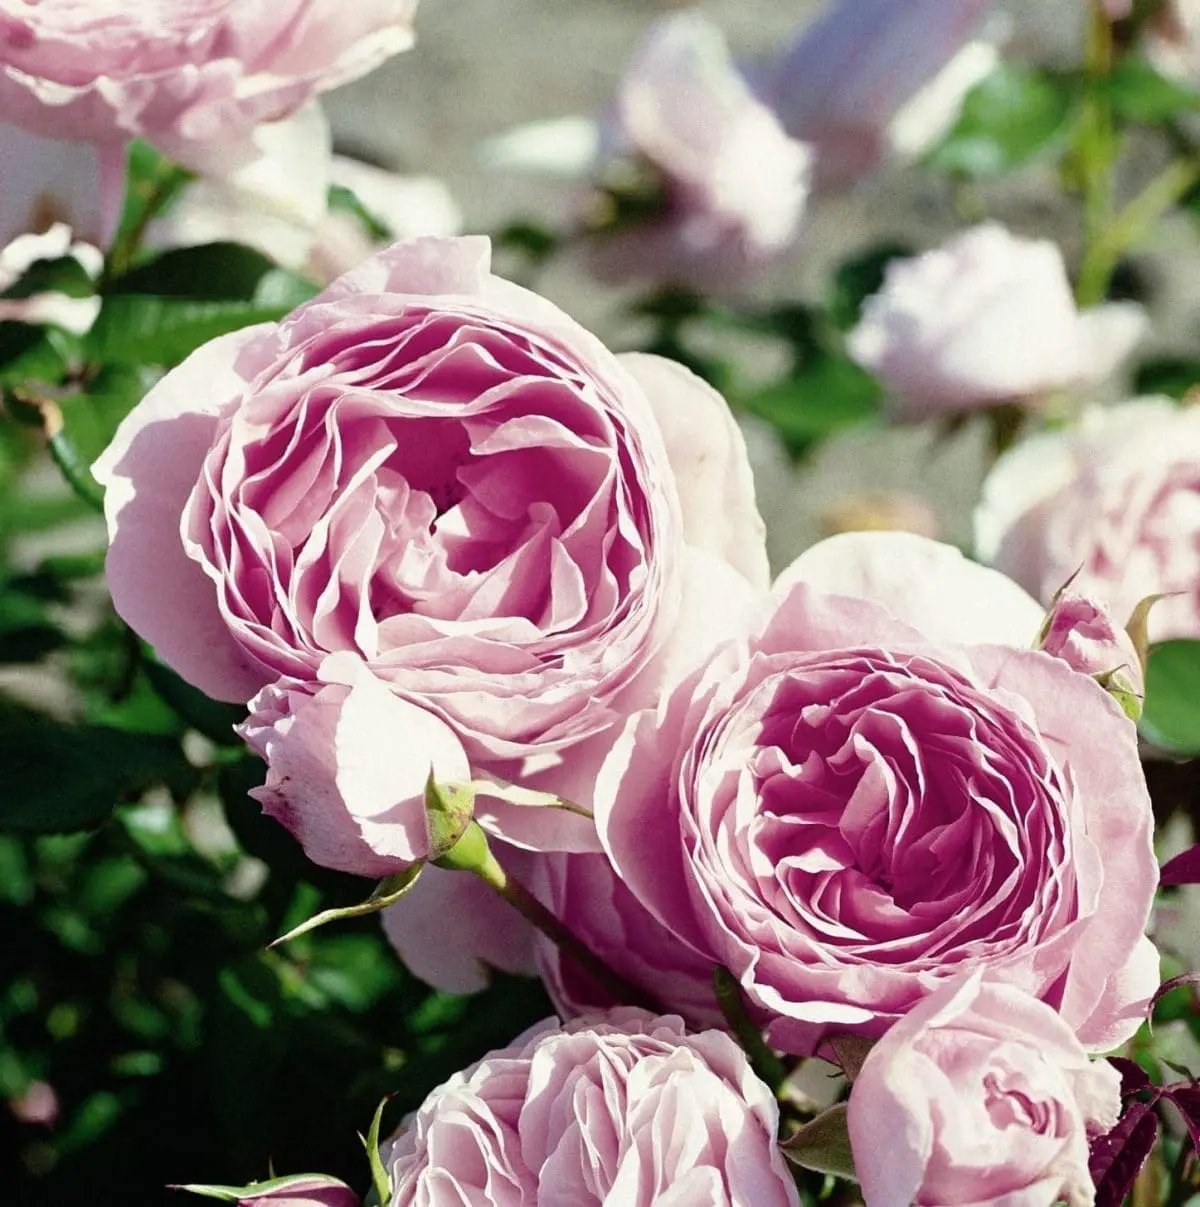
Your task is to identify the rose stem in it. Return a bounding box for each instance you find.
[713,966,788,1092]
[470,849,666,1015]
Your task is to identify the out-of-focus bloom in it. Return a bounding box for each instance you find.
[597,531,1159,1055]
[762,0,1000,187]
[0,222,101,333]
[820,490,940,540]
[0,122,103,245]
[976,398,1200,642]
[384,1011,800,1206]
[0,1,418,175]
[847,971,1121,1207]
[94,236,767,879]
[150,119,461,281]
[848,224,1146,420]
[9,1081,59,1128]
[1146,2,1200,85]
[584,13,812,293]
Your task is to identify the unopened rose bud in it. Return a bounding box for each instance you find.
[1039,589,1145,719]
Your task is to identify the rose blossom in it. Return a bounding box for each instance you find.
[847,971,1121,1207]
[584,13,812,293]
[383,1010,799,1207]
[0,1,417,176]
[976,398,1200,642]
[94,235,767,877]
[596,531,1159,1055]
[761,0,999,187]
[848,224,1146,419]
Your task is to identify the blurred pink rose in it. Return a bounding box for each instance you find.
[762,0,998,187]
[0,122,104,245]
[597,532,1159,1055]
[976,399,1200,642]
[1040,589,1145,702]
[848,224,1146,419]
[848,971,1121,1207]
[586,13,811,293]
[0,1,416,175]
[9,1080,59,1128]
[95,236,767,876]
[1146,1,1200,84]
[384,1011,800,1207]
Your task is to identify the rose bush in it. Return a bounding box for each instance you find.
[847,971,1121,1207]
[596,531,1158,1054]
[94,235,767,877]
[976,398,1200,642]
[848,224,1146,419]
[0,0,417,174]
[383,1010,800,1207]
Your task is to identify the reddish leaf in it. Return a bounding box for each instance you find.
[1151,973,1200,1013]
[1108,1056,1157,1099]
[1163,1083,1200,1159]
[1161,844,1200,886]
[1090,1100,1160,1207]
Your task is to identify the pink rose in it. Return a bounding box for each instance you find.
[0,1,416,175]
[0,121,103,246]
[384,1010,800,1207]
[976,399,1200,642]
[848,225,1146,419]
[94,236,767,876]
[1040,589,1145,703]
[763,0,998,187]
[847,972,1121,1207]
[585,13,812,293]
[597,532,1159,1055]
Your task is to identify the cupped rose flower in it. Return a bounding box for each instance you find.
[584,13,812,294]
[762,0,999,187]
[0,1,417,175]
[597,531,1159,1055]
[976,399,1200,642]
[848,224,1146,420]
[383,1010,800,1207]
[94,235,768,875]
[1040,589,1145,704]
[848,971,1121,1207]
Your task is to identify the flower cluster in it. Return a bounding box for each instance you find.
[4,2,1198,1206]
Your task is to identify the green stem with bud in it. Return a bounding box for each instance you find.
[443,826,664,1015]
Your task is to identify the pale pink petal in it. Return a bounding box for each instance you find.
[776,531,1045,648]
[93,328,272,702]
[619,351,770,590]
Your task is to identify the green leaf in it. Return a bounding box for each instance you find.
[1141,640,1200,755]
[329,182,393,241]
[59,363,161,465]
[270,865,424,946]
[109,242,318,310]
[143,657,247,745]
[781,1103,857,1179]
[1099,57,1200,124]
[2,255,96,301]
[1133,358,1200,401]
[83,295,292,367]
[0,700,198,832]
[744,355,882,459]
[829,243,914,331]
[361,1096,393,1207]
[927,65,1075,178]
[0,321,71,387]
